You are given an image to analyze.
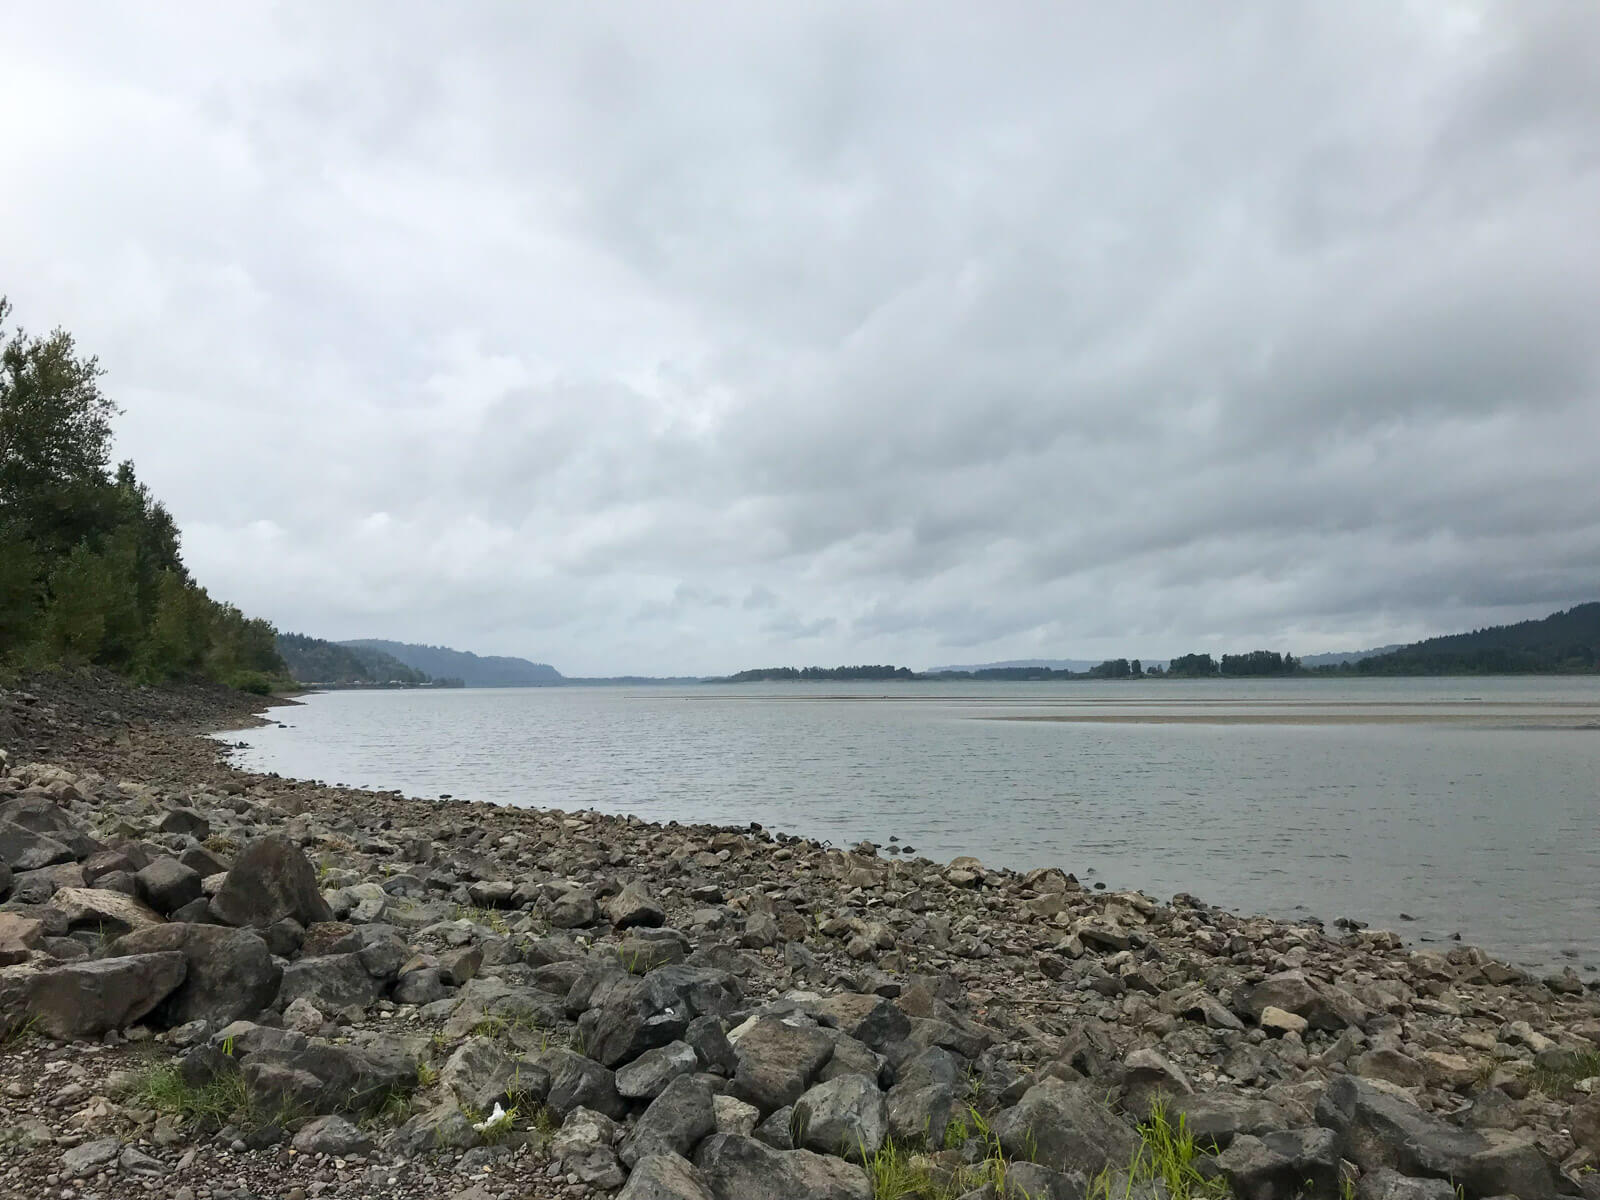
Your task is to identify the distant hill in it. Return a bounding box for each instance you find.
[718,665,917,683]
[344,639,563,686]
[1298,645,1403,669]
[928,658,1102,673]
[277,633,430,685]
[1356,603,1600,675]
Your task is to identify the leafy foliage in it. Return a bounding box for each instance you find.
[1355,603,1600,675]
[0,296,289,688]
[276,632,431,685]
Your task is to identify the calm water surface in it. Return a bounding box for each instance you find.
[220,678,1600,972]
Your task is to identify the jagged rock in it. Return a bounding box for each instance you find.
[3,951,186,1038]
[48,886,165,936]
[1316,1075,1554,1199]
[606,881,666,929]
[1259,1005,1309,1036]
[240,1037,415,1113]
[1167,1091,1291,1150]
[539,1046,626,1118]
[802,992,912,1052]
[554,1107,628,1187]
[1356,1169,1460,1200]
[135,857,204,915]
[61,1137,122,1176]
[0,821,73,872]
[276,951,387,1012]
[686,1014,740,1075]
[1002,1162,1087,1200]
[384,1103,481,1156]
[118,1145,169,1177]
[992,1078,1140,1177]
[728,1016,838,1113]
[1216,1128,1340,1200]
[1121,1047,1194,1115]
[582,965,743,1068]
[1243,970,1369,1031]
[0,912,43,965]
[618,1153,716,1200]
[209,836,334,928]
[618,1040,699,1099]
[887,1079,956,1145]
[441,1037,521,1111]
[292,1114,374,1156]
[622,1074,718,1167]
[793,1072,888,1160]
[107,923,280,1026]
[713,1094,761,1136]
[159,807,210,838]
[693,1132,872,1200]
[548,888,598,928]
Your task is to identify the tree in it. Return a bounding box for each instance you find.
[1131,659,1142,676]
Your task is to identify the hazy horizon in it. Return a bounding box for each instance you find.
[5,4,1598,675]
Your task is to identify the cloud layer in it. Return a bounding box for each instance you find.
[4,3,1598,673]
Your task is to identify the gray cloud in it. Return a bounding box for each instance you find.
[3,2,1597,674]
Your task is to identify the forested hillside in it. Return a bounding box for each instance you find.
[276,634,430,685]
[342,639,562,686]
[1356,603,1600,674]
[0,297,288,691]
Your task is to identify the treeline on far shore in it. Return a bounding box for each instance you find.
[0,297,290,692]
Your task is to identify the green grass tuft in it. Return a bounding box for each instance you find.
[1532,1049,1600,1095]
[1087,1101,1228,1200]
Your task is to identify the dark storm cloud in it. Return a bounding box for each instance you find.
[2,2,1597,674]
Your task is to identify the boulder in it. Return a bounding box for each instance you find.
[618,1153,716,1200]
[991,1078,1140,1177]
[61,1137,122,1176]
[582,965,743,1069]
[209,836,333,928]
[802,993,911,1052]
[1315,1075,1553,1199]
[5,952,186,1038]
[276,952,387,1012]
[793,1073,888,1160]
[1243,970,1369,1032]
[383,1103,481,1156]
[606,882,666,929]
[135,858,204,915]
[48,887,164,936]
[159,808,210,838]
[240,1037,415,1113]
[1216,1128,1340,1200]
[728,1017,836,1113]
[618,1040,700,1100]
[0,821,73,872]
[107,924,280,1027]
[1166,1091,1291,1150]
[0,912,43,966]
[621,1074,717,1167]
[441,1037,521,1111]
[540,1046,625,1119]
[292,1114,373,1157]
[553,1107,627,1188]
[1356,1169,1460,1200]
[886,1080,956,1146]
[693,1132,872,1200]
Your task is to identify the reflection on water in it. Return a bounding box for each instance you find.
[220,677,1600,972]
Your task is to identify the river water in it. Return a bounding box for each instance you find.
[219,677,1600,973]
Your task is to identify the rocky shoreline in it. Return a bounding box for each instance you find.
[2,674,1599,1200]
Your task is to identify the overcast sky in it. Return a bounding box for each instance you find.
[3,4,1598,675]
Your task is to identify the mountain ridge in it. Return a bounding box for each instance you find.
[342,639,563,687]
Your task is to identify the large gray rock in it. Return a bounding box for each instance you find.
[48,887,164,936]
[0,821,73,872]
[210,836,334,928]
[1242,969,1369,1031]
[540,1046,626,1119]
[886,1079,956,1146]
[382,1103,480,1156]
[1316,1076,1553,1200]
[605,882,666,929]
[693,1133,872,1200]
[107,924,280,1026]
[553,1107,627,1188]
[728,1017,836,1113]
[276,952,387,1012]
[1356,1169,1460,1200]
[622,1074,717,1167]
[441,1037,520,1111]
[292,1114,373,1156]
[134,858,203,915]
[61,1137,122,1176]
[1166,1090,1290,1150]
[793,1073,887,1161]
[3,952,186,1038]
[240,1037,415,1114]
[1216,1128,1339,1200]
[582,965,743,1068]
[618,1153,716,1200]
[991,1078,1140,1178]
[618,1040,699,1100]
[800,993,911,1053]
